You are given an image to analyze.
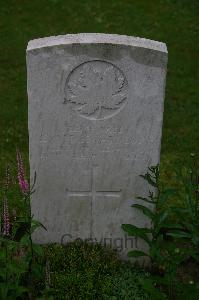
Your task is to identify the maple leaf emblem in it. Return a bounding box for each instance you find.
[64,61,128,120]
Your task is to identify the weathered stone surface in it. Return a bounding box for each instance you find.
[27,33,167,258]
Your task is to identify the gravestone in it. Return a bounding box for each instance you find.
[27,33,167,259]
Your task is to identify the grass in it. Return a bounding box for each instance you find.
[0,0,198,180]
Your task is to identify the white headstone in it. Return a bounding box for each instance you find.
[27,33,167,258]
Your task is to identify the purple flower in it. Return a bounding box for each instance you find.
[16,150,29,194]
[2,197,10,236]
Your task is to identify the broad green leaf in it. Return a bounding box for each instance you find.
[32,244,44,257]
[136,196,155,204]
[154,211,169,233]
[0,269,7,280]
[138,278,167,300]
[157,211,168,224]
[30,219,47,234]
[4,284,28,297]
[0,236,9,242]
[30,171,37,193]
[7,240,18,251]
[167,230,191,239]
[132,204,155,220]
[31,263,44,279]
[183,222,195,232]
[191,252,199,262]
[0,283,9,300]
[20,234,30,246]
[162,223,184,229]
[0,250,6,260]
[128,250,148,257]
[121,224,151,244]
[158,188,177,207]
[192,235,199,245]
[140,173,157,187]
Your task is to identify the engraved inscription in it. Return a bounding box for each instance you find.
[64,60,128,120]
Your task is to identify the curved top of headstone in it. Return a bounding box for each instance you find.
[27,33,167,53]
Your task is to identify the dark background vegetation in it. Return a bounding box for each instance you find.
[0,0,198,179]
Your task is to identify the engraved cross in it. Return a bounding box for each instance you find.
[66,165,121,199]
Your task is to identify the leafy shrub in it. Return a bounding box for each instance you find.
[0,152,198,299]
[0,151,45,299]
[122,154,199,299]
[167,154,199,262]
[45,241,167,300]
[45,241,120,299]
[103,262,167,300]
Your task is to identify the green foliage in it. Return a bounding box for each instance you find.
[103,263,167,300]
[0,238,28,299]
[45,241,120,299]
[138,277,168,300]
[0,231,44,300]
[122,165,179,263]
[45,242,167,300]
[167,154,199,261]
[122,160,199,299]
[0,156,46,299]
[1,156,199,299]
[175,282,199,300]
